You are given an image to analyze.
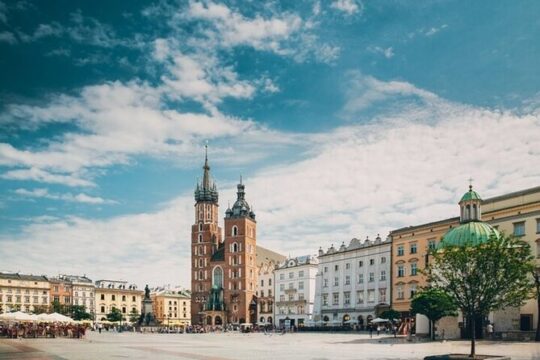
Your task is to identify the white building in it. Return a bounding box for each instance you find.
[314,235,391,328]
[60,275,95,316]
[256,259,278,326]
[274,255,318,328]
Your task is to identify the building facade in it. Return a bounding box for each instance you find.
[60,275,95,316]
[256,259,279,326]
[0,272,50,313]
[94,280,143,321]
[151,286,191,327]
[274,255,318,328]
[49,277,72,309]
[190,147,284,326]
[390,185,540,334]
[314,235,391,328]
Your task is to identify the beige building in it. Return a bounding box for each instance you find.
[0,272,50,313]
[60,275,95,316]
[94,280,143,322]
[256,259,279,326]
[151,286,191,326]
[390,185,540,333]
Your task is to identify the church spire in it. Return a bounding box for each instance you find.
[194,144,218,203]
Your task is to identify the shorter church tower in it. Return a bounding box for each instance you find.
[223,178,258,324]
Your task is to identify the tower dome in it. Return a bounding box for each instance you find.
[439,184,499,248]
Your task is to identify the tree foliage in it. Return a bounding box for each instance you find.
[106,307,123,322]
[426,233,534,357]
[411,287,458,340]
[71,305,92,320]
[129,308,140,323]
[380,309,401,321]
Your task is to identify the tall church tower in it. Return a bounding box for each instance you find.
[223,179,258,324]
[191,145,222,325]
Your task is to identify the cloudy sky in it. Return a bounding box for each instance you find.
[1,0,539,289]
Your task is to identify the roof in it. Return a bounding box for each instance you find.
[438,221,500,248]
[0,272,48,282]
[211,246,225,262]
[460,186,482,202]
[319,234,391,257]
[256,246,286,267]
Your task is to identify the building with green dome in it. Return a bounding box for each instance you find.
[439,186,500,248]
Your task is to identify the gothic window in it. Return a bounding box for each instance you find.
[198,258,203,267]
[198,270,203,280]
[198,234,203,243]
[232,226,238,236]
[213,266,223,288]
[199,223,203,232]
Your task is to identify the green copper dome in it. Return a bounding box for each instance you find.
[439,222,500,248]
[460,186,482,202]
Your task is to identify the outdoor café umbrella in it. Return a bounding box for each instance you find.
[371,318,389,323]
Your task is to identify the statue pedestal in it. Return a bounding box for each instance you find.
[140,298,158,327]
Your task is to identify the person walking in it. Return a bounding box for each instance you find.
[487,323,494,340]
[369,324,373,338]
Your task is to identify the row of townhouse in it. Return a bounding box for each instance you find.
[0,273,191,325]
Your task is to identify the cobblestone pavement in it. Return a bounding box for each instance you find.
[0,332,539,360]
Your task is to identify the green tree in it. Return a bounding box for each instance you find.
[32,305,49,315]
[410,288,458,340]
[532,269,540,342]
[128,308,140,323]
[106,307,123,322]
[71,305,92,320]
[427,233,534,358]
[380,309,401,322]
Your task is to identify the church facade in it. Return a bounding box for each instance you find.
[190,147,283,326]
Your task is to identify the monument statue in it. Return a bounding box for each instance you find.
[144,284,150,300]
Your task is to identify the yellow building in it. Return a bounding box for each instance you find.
[94,280,143,322]
[390,186,540,332]
[0,272,50,313]
[151,287,191,327]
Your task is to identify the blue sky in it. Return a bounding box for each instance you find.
[1,0,539,288]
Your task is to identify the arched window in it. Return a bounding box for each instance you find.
[213,266,223,288]
[199,223,203,232]
[198,270,203,280]
[466,204,471,220]
[199,245,203,255]
[198,234,203,243]
[198,258,203,267]
[472,204,477,219]
[232,242,238,253]
[232,226,238,236]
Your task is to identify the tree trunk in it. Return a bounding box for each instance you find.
[470,316,476,358]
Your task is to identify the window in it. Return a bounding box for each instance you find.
[356,290,364,304]
[280,273,285,280]
[397,245,404,256]
[288,283,293,289]
[132,296,136,302]
[324,266,328,273]
[323,279,328,287]
[198,234,202,243]
[411,262,418,276]
[280,295,285,302]
[367,290,375,303]
[345,263,350,270]
[288,294,294,301]
[122,295,126,301]
[428,240,436,250]
[232,226,238,236]
[334,277,339,286]
[410,284,417,298]
[345,275,350,285]
[380,270,386,281]
[369,273,374,282]
[410,243,417,254]
[279,284,284,291]
[269,279,272,286]
[334,265,339,271]
[101,306,105,313]
[299,270,304,277]
[369,259,375,266]
[513,222,525,237]
[289,272,294,279]
[381,257,386,264]
[358,261,363,267]
[344,291,351,305]
[298,293,305,300]
[332,293,339,305]
[298,281,304,290]
[358,274,363,284]
[100,294,105,300]
[536,219,540,234]
[199,223,203,232]
[379,288,387,303]
[397,265,404,277]
[322,294,328,306]
[261,279,264,287]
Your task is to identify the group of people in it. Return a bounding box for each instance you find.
[0,322,88,339]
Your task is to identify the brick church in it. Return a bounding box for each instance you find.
[190,147,284,326]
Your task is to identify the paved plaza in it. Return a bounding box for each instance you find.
[0,332,539,360]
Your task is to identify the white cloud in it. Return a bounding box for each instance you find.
[2,77,540,287]
[14,188,116,204]
[425,24,448,36]
[331,0,362,16]
[2,168,95,187]
[0,31,16,44]
[369,46,394,59]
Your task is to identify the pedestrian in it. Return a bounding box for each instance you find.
[369,324,373,338]
[376,325,381,336]
[487,323,494,339]
[98,323,102,334]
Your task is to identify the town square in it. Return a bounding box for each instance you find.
[1,0,540,359]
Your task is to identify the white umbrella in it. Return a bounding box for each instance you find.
[371,318,389,323]
[0,312,16,321]
[41,312,76,323]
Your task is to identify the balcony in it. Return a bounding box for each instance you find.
[284,288,297,294]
